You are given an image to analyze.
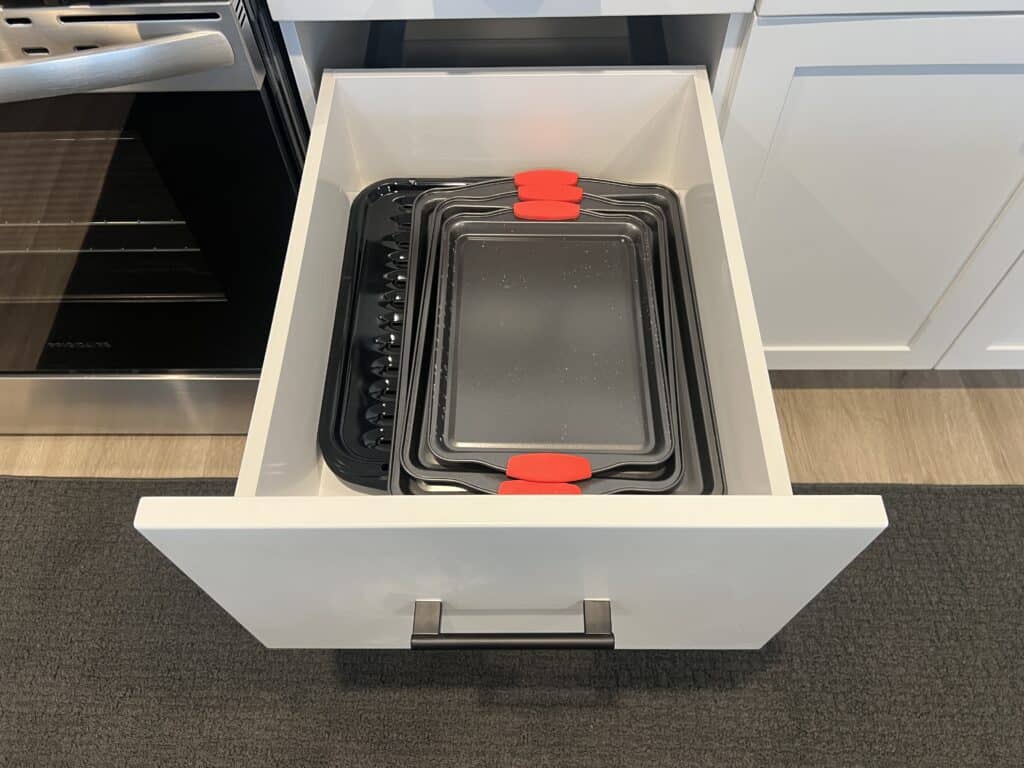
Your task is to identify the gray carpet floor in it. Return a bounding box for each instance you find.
[0,478,1021,767]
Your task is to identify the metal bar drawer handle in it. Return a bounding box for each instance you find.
[410,600,614,650]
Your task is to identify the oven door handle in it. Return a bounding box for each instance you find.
[0,31,234,105]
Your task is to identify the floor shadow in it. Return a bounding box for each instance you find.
[333,638,785,708]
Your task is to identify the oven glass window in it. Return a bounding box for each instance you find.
[0,92,294,373]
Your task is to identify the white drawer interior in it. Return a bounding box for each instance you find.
[240,67,790,499]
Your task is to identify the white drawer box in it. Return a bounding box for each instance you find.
[135,68,886,649]
[267,1,755,22]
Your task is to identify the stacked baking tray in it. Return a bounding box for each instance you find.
[319,172,723,495]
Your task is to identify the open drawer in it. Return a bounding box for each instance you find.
[135,68,886,650]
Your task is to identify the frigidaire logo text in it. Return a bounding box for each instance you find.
[45,341,113,350]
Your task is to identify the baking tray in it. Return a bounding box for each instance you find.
[415,192,679,473]
[429,208,673,472]
[394,189,682,494]
[412,186,678,446]
[317,179,472,490]
[389,179,722,495]
[323,177,723,494]
[399,205,682,494]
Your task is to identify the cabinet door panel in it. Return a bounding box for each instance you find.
[940,254,1024,368]
[723,14,1024,369]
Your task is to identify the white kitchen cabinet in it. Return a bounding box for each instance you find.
[932,179,1024,368]
[134,68,886,650]
[722,13,1024,369]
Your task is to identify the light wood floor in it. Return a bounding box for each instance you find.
[772,371,1024,485]
[0,435,245,480]
[1,372,1022,484]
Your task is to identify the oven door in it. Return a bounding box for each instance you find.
[0,2,304,432]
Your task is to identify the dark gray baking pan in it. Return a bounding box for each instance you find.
[394,189,684,494]
[410,187,679,468]
[388,178,723,494]
[404,205,678,493]
[430,207,672,466]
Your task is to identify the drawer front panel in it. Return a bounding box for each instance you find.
[137,495,886,649]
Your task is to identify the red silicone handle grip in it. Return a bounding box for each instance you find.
[513,201,581,221]
[514,169,579,187]
[516,185,584,203]
[498,480,582,495]
[506,453,593,483]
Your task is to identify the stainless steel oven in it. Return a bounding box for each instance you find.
[0,0,304,432]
